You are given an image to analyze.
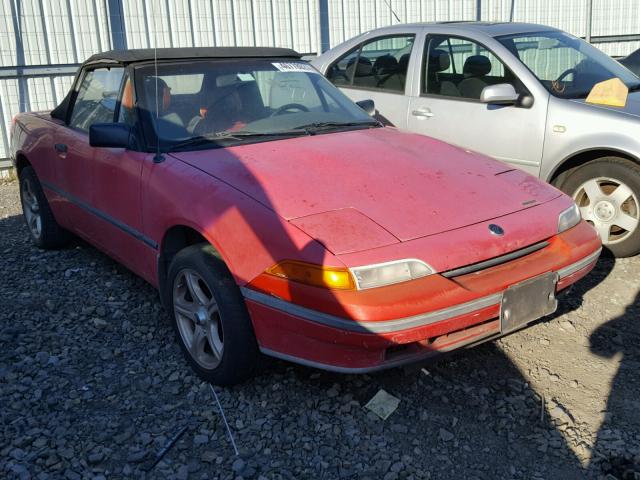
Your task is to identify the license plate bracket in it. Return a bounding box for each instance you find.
[501,272,558,334]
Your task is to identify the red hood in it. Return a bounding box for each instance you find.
[170,128,560,248]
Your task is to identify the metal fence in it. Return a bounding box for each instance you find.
[1,0,640,165]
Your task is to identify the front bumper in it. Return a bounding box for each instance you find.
[242,222,602,373]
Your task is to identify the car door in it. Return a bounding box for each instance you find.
[59,67,152,275]
[324,32,419,128]
[89,73,155,277]
[406,33,548,176]
[54,67,126,241]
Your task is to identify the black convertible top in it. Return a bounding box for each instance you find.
[84,47,301,65]
[51,47,302,121]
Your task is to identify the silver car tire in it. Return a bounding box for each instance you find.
[19,166,70,249]
[167,244,260,385]
[561,157,640,258]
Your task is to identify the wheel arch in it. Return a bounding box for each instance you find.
[547,148,640,188]
[15,152,32,175]
[157,224,226,308]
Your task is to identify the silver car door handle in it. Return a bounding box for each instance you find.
[411,108,434,118]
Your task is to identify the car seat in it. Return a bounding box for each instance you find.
[426,49,459,96]
[144,76,188,140]
[236,81,266,122]
[378,53,411,92]
[374,55,400,90]
[458,55,492,99]
[119,78,135,123]
[347,57,376,87]
[193,85,244,136]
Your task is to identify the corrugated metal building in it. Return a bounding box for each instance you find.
[1,0,639,167]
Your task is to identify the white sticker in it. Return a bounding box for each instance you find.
[272,62,318,74]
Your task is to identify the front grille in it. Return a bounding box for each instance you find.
[442,240,549,278]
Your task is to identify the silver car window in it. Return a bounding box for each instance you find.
[327,34,415,93]
[69,68,125,131]
[422,35,522,101]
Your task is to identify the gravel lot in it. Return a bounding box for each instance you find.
[1,179,639,480]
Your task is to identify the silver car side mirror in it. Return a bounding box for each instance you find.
[480,83,520,105]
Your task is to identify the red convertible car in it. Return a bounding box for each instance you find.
[11,47,601,385]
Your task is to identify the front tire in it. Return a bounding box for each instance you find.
[167,244,260,385]
[19,166,70,249]
[558,157,640,257]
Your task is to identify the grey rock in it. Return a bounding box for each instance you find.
[127,450,147,463]
[232,458,247,473]
[194,434,208,445]
[92,318,107,328]
[87,452,104,464]
[439,429,455,442]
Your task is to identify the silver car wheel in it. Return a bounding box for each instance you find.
[173,268,224,370]
[573,176,639,245]
[21,177,42,239]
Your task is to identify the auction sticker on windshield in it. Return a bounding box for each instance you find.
[272,62,318,73]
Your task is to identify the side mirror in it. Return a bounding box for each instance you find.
[356,99,376,116]
[89,123,131,148]
[480,83,520,105]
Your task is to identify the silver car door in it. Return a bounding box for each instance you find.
[406,31,548,176]
[323,29,423,129]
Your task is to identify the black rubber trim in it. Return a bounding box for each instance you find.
[442,241,549,278]
[41,181,158,250]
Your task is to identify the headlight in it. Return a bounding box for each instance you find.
[558,203,581,233]
[350,259,434,290]
[265,258,434,290]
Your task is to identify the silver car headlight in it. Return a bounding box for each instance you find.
[350,259,434,290]
[558,203,581,233]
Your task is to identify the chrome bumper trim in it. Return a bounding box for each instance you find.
[241,287,502,334]
[557,247,601,279]
[242,248,601,335]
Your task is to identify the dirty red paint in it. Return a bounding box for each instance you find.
[12,110,601,372]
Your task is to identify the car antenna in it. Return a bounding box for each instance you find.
[152,8,164,164]
[382,0,402,23]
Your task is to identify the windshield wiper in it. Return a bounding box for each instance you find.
[169,129,309,151]
[293,120,382,132]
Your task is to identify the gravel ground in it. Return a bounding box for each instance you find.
[1,179,639,480]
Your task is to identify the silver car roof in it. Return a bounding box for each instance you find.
[372,21,561,37]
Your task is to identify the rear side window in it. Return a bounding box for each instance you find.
[327,34,415,93]
[69,68,124,131]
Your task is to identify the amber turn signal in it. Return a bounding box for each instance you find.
[266,260,356,290]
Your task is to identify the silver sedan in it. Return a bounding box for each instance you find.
[312,22,640,257]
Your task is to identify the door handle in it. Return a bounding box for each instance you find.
[54,143,68,153]
[411,108,434,118]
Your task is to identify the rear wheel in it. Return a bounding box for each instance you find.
[19,166,70,249]
[558,157,640,257]
[167,244,260,385]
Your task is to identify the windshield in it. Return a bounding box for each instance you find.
[497,31,640,99]
[134,59,378,151]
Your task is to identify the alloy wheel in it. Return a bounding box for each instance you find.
[573,177,639,245]
[21,177,42,239]
[173,268,224,369]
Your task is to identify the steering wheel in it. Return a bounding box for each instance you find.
[551,68,577,93]
[271,103,310,116]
